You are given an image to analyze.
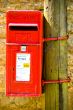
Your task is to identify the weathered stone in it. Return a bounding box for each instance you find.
[0,0,72,110]
[15,97,30,106]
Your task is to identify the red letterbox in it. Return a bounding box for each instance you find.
[6,10,43,96]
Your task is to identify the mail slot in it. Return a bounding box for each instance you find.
[9,23,38,31]
[6,10,43,96]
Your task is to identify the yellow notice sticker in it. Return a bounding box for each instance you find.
[23,63,30,68]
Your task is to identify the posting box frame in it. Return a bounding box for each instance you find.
[6,10,43,96]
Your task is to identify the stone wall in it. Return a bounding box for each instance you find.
[67,0,73,82]
[0,0,73,110]
[67,0,73,48]
[0,0,44,110]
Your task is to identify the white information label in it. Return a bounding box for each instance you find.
[16,53,30,81]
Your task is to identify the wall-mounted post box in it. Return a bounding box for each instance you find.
[6,10,43,96]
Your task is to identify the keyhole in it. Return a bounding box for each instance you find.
[13,68,14,71]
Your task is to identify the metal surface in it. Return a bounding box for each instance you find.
[43,35,69,42]
[42,77,70,85]
[6,10,43,97]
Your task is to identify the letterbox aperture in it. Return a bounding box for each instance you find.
[6,10,43,96]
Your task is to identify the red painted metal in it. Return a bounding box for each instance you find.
[43,35,69,42]
[42,77,71,85]
[6,10,43,97]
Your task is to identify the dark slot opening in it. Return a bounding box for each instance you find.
[9,25,38,31]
